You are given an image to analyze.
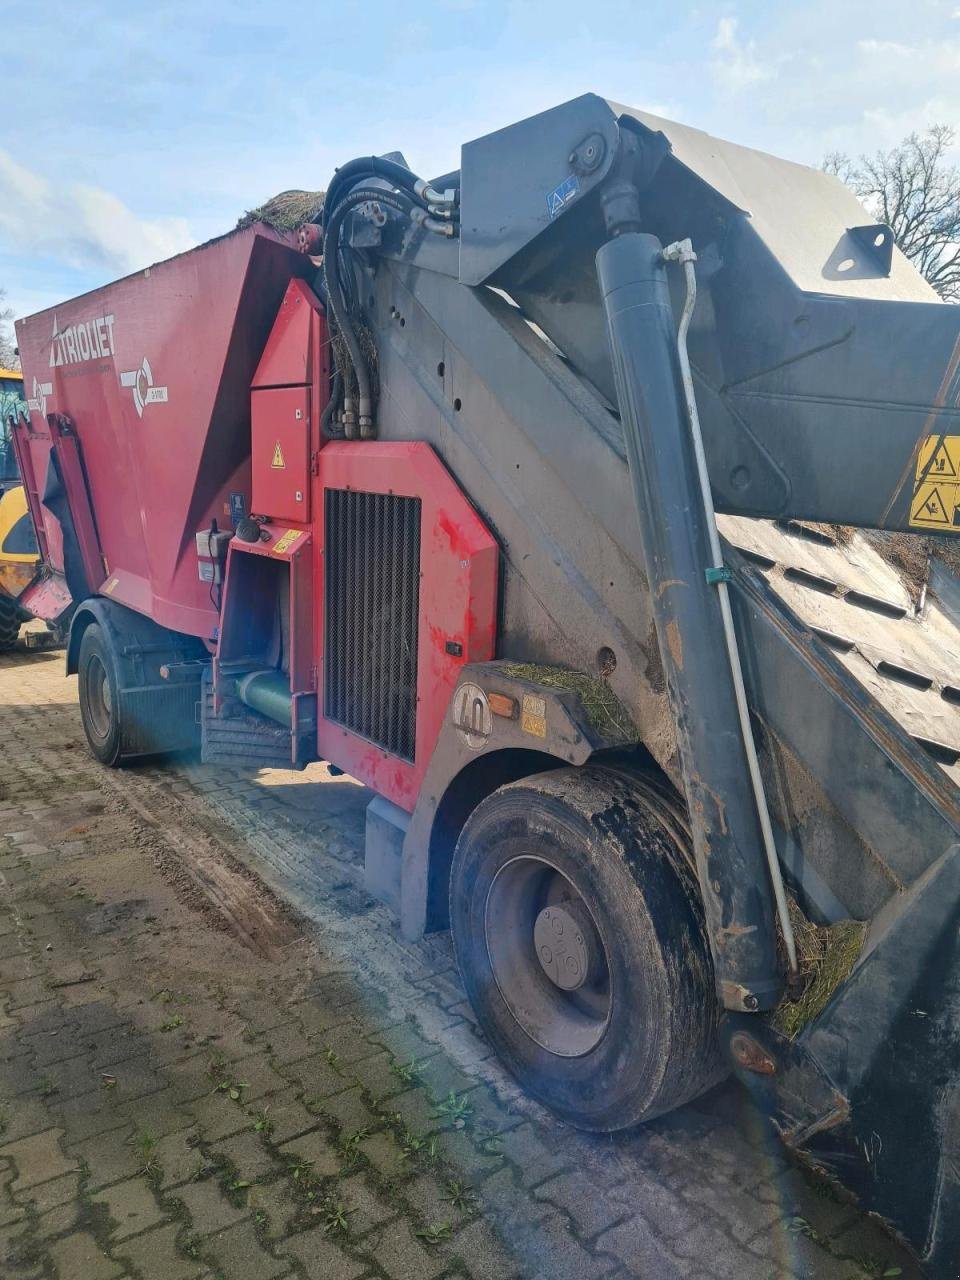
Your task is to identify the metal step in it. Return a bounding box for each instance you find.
[200,683,293,770]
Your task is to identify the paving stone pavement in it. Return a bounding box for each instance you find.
[0,645,923,1280]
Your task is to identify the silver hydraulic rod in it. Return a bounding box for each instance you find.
[662,238,798,973]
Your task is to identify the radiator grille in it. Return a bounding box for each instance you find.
[324,488,421,761]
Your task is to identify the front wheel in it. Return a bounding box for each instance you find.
[449,765,725,1132]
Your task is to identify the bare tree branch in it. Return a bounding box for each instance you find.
[0,290,17,370]
[825,126,960,301]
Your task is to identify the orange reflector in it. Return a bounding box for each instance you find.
[488,692,518,719]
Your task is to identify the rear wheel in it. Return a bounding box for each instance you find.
[0,595,19,651]
[449,765,725,1131]
[78,623,123,766]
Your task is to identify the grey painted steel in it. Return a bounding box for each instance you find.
[723,845,960,1277]
[453,94,960,535]
[597,231,780,1013]
[364,794,410,915]
[399,663,612,941]
[369,245,960,931]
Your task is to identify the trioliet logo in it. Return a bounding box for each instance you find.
[48,311,116,367]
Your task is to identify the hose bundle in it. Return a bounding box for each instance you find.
[320,158,458,438]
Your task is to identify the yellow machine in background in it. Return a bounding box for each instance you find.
[0,368,38,650]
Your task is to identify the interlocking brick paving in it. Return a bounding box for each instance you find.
[0,644,921,1279]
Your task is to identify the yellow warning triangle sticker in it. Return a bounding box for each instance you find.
[924,440,958,480]
[912,484,951,526]
[271,440,285,469]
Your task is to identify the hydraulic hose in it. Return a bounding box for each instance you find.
[324,156,457,229]
[323,187,417,427]
[320,369,344,439]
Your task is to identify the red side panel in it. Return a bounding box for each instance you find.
[14,226,310,638]
[316,441,499,812]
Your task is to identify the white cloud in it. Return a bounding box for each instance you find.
[711,16,774,93]
[0,150,195,278]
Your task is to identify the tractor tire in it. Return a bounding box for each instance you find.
[449,764,725,1132]
[0,596,18,652]
[77,623,123,767]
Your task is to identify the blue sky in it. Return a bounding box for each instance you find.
[3,0,960,329]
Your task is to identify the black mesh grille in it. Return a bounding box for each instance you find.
[324,488,421,761]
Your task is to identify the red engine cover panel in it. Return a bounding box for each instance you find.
[316,441,498,812]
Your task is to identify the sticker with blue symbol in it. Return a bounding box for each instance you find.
[229,491,247,527]
[546,173,580,218]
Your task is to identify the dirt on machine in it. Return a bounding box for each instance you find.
[12,96,960,1275]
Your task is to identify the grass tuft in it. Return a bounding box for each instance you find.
[499,663,636,742]
[771,900,866,1039]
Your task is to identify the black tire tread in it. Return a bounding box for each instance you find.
[450,763,725,1132]
[0,596,19,652]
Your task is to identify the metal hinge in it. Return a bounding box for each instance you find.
[311,451,320,476]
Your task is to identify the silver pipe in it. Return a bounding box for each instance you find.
[662,238,798,973]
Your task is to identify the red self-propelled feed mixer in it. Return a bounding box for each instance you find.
[14,96,960,1276]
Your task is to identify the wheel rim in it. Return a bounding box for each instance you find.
[484,855,612,1058]
[85,655,113,740]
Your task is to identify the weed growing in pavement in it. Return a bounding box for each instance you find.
[190,1155,215,1182]
[37,1075,57,1098]
[398,1125,439,1164]
[251,1107,273,1136]
[390,1057,422,1087]
[289,1157,315,1185]
[159,1013,184,1032]
[182,1234,202,1259]
[324,1047,340,1067]
[337,1128,369,1164]
[320,1198,352,1235]
[433,1091,473,1126]
[416,1221,453,1245]
[213,1079,248,1102]
[206,1051,228,1080]
[129,1130,162,1183]
[444,1179,475,1212]
[153,988,191,1006]
[474,1126,503,1155]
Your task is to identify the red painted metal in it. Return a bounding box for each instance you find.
[251,278,327,393]
[251,388,311,523]
[315,441,499,812]
[13,225,310,639]
[14,222,498,817]
[18,573,71,624]
[47,414,107,595]
[250,278,330,523]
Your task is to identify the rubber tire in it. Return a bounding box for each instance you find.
[0,595,19,651]
[449,764,725,1132]
[77,623,123,767]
